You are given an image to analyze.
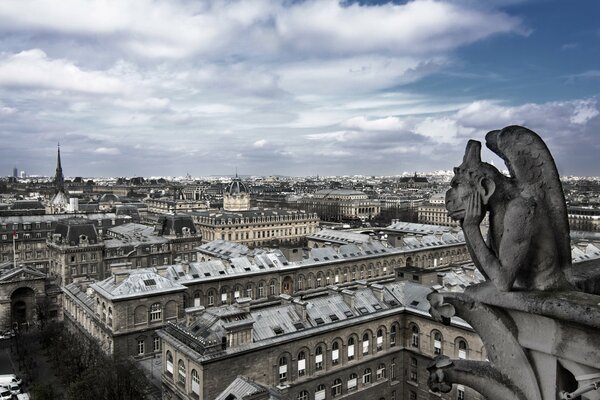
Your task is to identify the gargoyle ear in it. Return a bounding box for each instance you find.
[478,176,496,205]
[462,140,482,166]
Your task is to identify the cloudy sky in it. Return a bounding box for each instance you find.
[0,0,598,177]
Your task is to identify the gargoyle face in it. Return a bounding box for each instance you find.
[445,167,474,221]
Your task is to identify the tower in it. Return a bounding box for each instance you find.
[55,144,65,193]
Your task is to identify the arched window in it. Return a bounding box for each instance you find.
[315,345,324,370]
[315,384,326,400]
[221,288,228,304]
[166,351,173,376]
[150,303,162,321]
[246,283,253,299]
[191,369,200,395]
[433,331,442,355]
[331,341,340,365]
[297,390,309,400]
[348,337,355,361]
[409,357,418,382]
[362,368,372,384]
[348,373,358,391]
[178,360,186,385]
[270,280,276,296]
[362,332,370,355]
[298,351,306,376]
[193,291,202,307]
[376,363,386,380]
[332,378,342,397]
[207,289,215,306]
[411,324,420,348]
[376,328,384,351]
[258,282,265,297]
[458,339,468,359]
[278,356,288,383]
[390,325,397,347]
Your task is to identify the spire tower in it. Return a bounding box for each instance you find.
[55,143,65,193]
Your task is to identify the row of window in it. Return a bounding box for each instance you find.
[276,327,399,383]
[293,363,393,400]
[165,352,201,396]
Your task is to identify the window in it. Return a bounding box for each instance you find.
[315,384,326,400]
[150,303,162,321]
[458,339,467,359]
[391,358,396,380]
[153,337,160,352]
[457,385,465,400]
[363,368,372,384]
[362,333,370,355]
[221,289,228,304]
[270,281,276,296]
[297,391,309,400]
[331,342,339,365]
[246,284,253,298]
[409,357,418,382]
[298,351,306,377]
[411,324,419,348]
[208,291,215,306]
[376,363,386,380]
[376,329,384,351]
[347,373,358,391]
[192,369,200,396]
[279,357,288,383]
[166,351,173,376]
[434,331,442,355]
[178,360,186,385]
[409,391,417,400]
[258,282,264,297]
[315,346,323,370]
[137,339,145,355]
[332,378,342,397]
[348,337,355,361]
[390,325,397,346]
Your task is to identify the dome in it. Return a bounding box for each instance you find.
[224,178,250,196]
[99,193,120,203]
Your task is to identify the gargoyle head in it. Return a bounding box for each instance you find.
[427,356,454,393]
[446,140,499,221]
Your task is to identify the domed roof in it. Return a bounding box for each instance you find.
[99,193,120,203]
[224,178,249,196]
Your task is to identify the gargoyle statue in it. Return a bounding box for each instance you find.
[445,125,572,291]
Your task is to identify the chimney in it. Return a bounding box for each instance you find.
[235,297,252,312]
[341,289,355,309]
[370,283,385,302]
[293,299,308,320]
[185,306,205,325]
[155,266,169,278]
[113,270,130,284]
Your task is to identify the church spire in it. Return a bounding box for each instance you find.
[55,143,65,192]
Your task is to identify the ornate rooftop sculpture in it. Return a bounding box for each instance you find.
[428,125,600,400]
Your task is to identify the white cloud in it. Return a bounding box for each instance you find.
[253,139,267,148]
[571,100,599,125]
[0,0,524,60]
[342,116,404,131]
[94,147,120,155]
[0,49,123,93]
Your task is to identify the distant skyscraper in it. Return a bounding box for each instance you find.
[12,167,17,178]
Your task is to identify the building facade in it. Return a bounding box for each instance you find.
[298,190,381,222]
[158,281,485,400]
[191,209,319,247]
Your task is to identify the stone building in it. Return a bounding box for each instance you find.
[223,175,251,212]
[191,209,319,247]
[0,213,130,271]
[298,189,381,222]
[63,268,186,355]
[144,198,208,215]
[418,204,460,227]
[158,281,485,400]
[0,262,61,331]
[48,215,201,286]
[567,206,600,232]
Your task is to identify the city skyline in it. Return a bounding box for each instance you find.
[0,0,599,177]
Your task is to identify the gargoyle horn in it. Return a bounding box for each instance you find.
[462,140,482,166]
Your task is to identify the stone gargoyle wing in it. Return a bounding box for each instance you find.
[485,125,571,271]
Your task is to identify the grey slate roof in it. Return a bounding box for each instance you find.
[91,268,186,300]
[307,229,374,245]
[385,221,455,235]
[214,376,270,400]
